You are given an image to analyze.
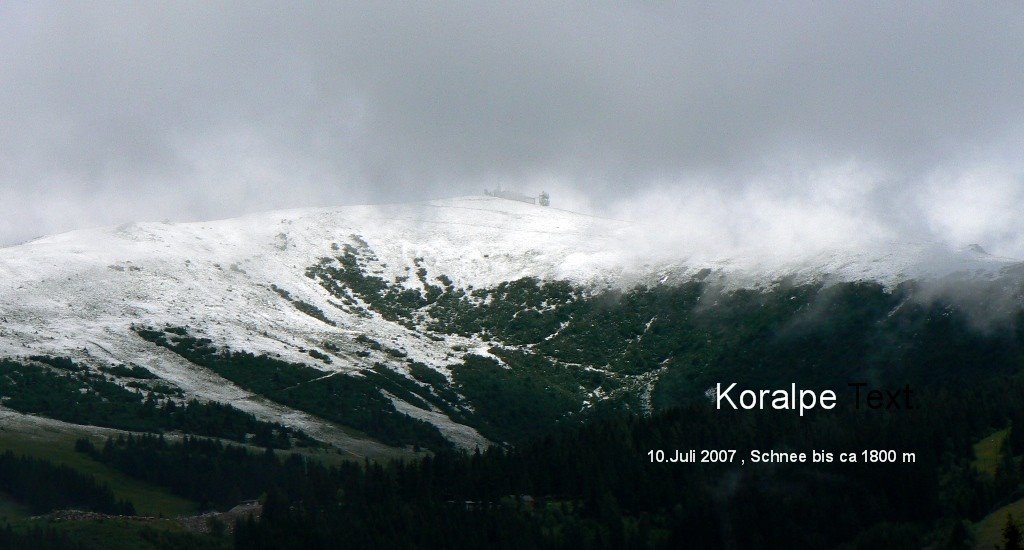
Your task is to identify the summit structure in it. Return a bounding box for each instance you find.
[484,186,549,206]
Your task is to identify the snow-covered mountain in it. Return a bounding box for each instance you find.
[1,196,1021,454]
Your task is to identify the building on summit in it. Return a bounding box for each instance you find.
[484,187,550,206]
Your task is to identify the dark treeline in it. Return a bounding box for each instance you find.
[74,436,287,512]
[0,358,309,449]
[158,400,307,449]
[74,370,1024,548]
[0,451,134,516]
[0,523,83,550]
[135,327,452,451]
[0,520,227,550]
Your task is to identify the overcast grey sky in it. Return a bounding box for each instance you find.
[2,2,1023,255]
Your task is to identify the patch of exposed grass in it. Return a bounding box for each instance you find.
[0,431,196,518]
[973,427,1010,476]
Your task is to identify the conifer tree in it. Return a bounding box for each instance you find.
[1003,514,1022,550]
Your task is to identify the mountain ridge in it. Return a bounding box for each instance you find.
[1,195,1021,454]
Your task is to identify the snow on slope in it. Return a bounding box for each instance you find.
[0,196,639,450]
[0,196,635,369]
[0,196,1020,449]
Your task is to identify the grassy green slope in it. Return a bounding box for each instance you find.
[0,430,196,518]
[973,428,1011,477]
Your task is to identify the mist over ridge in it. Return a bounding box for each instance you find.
[2,2,1022,257]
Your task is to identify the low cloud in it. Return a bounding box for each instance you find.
[1,2,1022,256]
